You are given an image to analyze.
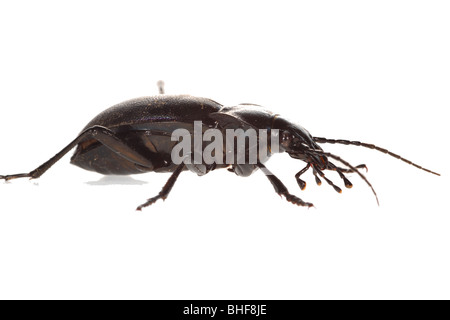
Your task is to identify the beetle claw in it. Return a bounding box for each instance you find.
[137,195,162,210]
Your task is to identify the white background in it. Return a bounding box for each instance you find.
[0,0,448,300]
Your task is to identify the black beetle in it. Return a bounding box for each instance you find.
[0,81,440,210]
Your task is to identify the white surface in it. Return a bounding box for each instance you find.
[0,0,448,300]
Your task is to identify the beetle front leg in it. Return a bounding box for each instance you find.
[0,126,154,181]
[136,163,185,210]
[257,162,314,208]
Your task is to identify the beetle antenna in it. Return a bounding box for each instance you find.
[307,149,379,205]
[157,80,165,94]
[313,137,440,176]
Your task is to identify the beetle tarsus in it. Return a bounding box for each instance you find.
[136,163,185,210]
[281,191,314,207]
[136,195,163,211]
[0,173,32,181]
[257,162,313,208]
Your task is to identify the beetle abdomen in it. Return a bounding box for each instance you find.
[70,95,223,175]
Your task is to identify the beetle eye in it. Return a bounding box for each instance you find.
[281,131,291,141]
[281,131,293,149]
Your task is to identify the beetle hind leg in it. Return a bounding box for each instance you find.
[257,162,314,208]
[0,125,155,182]
[136,163,185,210]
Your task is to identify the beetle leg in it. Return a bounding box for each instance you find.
[257,162,314,207]
[186,162,208,176]
[295,164,310,190]
[183,150,216,176]
[136,163,185,210]
[183,150,217,176]
[0,126,154,181]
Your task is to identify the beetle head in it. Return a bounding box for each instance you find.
[273,116,328,169]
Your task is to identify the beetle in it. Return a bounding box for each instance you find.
[0,81,440,210]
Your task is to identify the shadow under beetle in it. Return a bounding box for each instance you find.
[0,81,440,210]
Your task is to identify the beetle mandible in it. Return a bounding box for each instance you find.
[0,81,440,210]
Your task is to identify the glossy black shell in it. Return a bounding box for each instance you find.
[70,95,222,175]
